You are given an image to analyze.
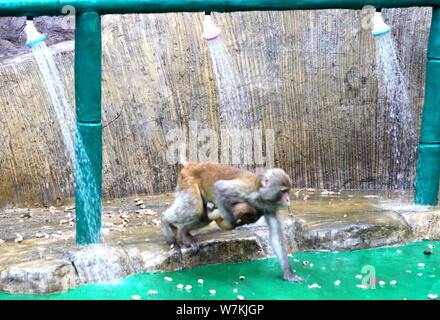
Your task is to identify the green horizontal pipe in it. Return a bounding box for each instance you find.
[415,144,440,205]
[75,12,102,245]
[1,0,440,17]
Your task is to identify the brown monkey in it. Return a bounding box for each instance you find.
[161,162,304,282]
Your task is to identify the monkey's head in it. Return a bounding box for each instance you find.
[260,168,292,208]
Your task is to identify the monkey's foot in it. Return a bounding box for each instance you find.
[283,272,304,282]
[182,234,200,254]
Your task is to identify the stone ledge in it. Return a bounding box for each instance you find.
[1,192,439,294]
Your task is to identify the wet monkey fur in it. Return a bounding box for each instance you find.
[161,161,304,282]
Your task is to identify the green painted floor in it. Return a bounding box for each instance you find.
[1,241,439,300]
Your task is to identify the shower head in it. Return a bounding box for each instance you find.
[372,10,391,37]
[202,12,222,41]
[24,20,46,47]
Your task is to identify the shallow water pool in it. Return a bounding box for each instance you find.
[0,241,438,300]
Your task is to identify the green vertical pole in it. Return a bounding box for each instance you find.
[415,8,440,205]
[75,11,102,244]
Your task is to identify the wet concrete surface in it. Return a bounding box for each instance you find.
[0,190,439,294]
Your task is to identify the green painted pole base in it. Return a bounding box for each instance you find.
[415,144,440,205]
[75,12,102,244]
[415,8,440,206]
[75,123,103,244]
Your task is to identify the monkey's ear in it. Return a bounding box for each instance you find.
[261,175,269,187]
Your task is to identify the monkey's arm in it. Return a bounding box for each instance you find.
[214,180,249,228]
[264,213,304,282]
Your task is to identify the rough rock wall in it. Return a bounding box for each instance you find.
[0,8,432,206]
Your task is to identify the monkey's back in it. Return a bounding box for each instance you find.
[177,162,261,202]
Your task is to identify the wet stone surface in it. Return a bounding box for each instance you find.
[0,190,439,294]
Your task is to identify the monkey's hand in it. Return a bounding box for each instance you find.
[283,271,304,282]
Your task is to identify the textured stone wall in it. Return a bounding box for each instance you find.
[0,8,433,206]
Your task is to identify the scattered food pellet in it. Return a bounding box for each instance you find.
[334,280,341,286]
[237,295,245,300]
[233,288,238,293]
[427,294,438,300]
[147,290,158,295]
[209,289,216,295]
[396,250,402,254]
[185,285,192,290]
[356,284,368,289]
[177,284,184,289]
[164,276,173,282]
[14,233,23,243]
[308,283,321,289]
[131,295,141,300]
[321,267,326,270]
[355,274,363,279]
[417,273,423,277]
[390,280,397,285]
[293,259,300,262]
[424,250,432,255]
[405,270,412,273]
[309,263,314,267]
[418,263,426,268]
[378,281,386,286]
[239,276,245,281]
[197,279,204,284]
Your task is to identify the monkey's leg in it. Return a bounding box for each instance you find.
[172,186,207,254]
[160,215,178,246]
[179,218,211,254]
[161,190,202,247]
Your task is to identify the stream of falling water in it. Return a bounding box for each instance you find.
[375,34,418,191]
[207,38,255,166]
[32,42,120,282]
[31,42,76,167]
[207,38,252,129]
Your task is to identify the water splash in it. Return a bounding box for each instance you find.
[31,42,76,166]
[68,245,131,284]
[375,34,418,190]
